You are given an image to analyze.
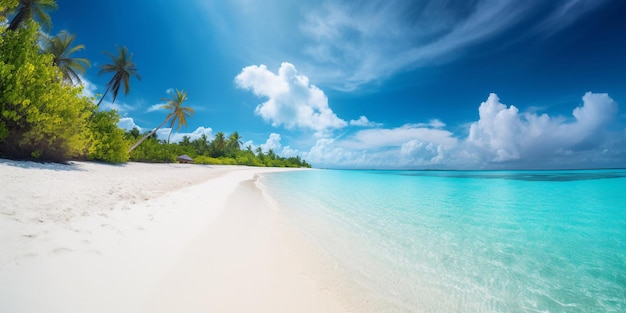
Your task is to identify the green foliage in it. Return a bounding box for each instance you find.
[7,0,57,32]
[161,88,194,144]
[0,22,92,161]
[97,45,141,107]
[128,136,178,163]
[41,30,90,85]
[87,110,129,163]
[125,129,311,168]
[1,0,19,21]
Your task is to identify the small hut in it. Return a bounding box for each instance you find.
[176,154,194,164]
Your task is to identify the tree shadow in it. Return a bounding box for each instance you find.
[0,158,86,172]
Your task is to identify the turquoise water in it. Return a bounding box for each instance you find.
[259,169,626,312]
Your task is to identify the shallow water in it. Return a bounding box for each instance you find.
[259,169,626,312]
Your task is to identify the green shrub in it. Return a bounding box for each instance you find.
[87,110,129,163]
[0,23,93,162]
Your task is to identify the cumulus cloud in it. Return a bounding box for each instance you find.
[466,92,619,164]
[260,133,282,152]
[235,62,347,134]
[299,92,624,169]
[118,117,143,131]
[349,116,382,127]
[156,126,213,143]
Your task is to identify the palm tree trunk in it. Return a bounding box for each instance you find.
[167,119,175,144]
[128,118,170,153]
[96,84,112,107]
[8,8,28,31]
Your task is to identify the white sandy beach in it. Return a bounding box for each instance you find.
[0,160,347,313]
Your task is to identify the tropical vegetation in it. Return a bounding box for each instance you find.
[126,130,310,168]
[0,0,311,168]
[41,30,90,85]
[97,45,141,107]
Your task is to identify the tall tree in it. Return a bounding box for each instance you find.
[227,131,242,155]
[211,132,226,157]
[7,0,57,32]
[97,46,140,107]
[42,30,90,85]
[128,89,194,152]
[161,89,194,144]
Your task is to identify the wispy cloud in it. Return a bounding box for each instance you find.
[535,0,611,36]
[198,1,609,91]
[147,103,165,113]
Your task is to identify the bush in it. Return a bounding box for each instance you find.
[0,23,94,162]
[87,110,129,163]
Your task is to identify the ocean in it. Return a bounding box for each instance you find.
[258,169,626,313]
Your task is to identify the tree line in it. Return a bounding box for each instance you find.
[0,0,310,168]
[126,130,310,168]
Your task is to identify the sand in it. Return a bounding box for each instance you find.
[0,159,347,313]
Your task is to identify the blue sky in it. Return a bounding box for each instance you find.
[49,0,626,169]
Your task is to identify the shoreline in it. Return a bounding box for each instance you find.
[0,160,345,312]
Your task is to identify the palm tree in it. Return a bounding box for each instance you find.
[42,30,90,85]
[8,0,57,32]
[267,149,276,160]
[211,132,226,157]
[128,89,194,152]
[161,89,194,144]
[97,46,141,107]
[227,131,242,155]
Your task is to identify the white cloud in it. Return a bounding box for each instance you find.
[281,145,300,157]
[427,119,445,129]
[297,1,609,90]
[343,124,458,150]
[260,133,282,152]
[466,92,619,164]
[241,140,255,150]
[100,100,135,113]
[536,0,610,36]
[349,116,382,127]
[118,117,143,131]
[298,92,624,169]
[78,75,97,98]
[235,62,347,134]
[198,1,609,91]
[147,103,165,113]
[156,126,213,143]
[76,75,136,112]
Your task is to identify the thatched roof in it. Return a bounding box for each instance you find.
[176,154,193,162]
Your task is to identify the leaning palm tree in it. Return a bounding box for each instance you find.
[97,46,141,107]
[8,0,57,32]
[161,89,195,144]
[128,89,194,152]
[42,30,90,85]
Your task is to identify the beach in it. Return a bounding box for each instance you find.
[3,160,625,313]
[0,160,345,313]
